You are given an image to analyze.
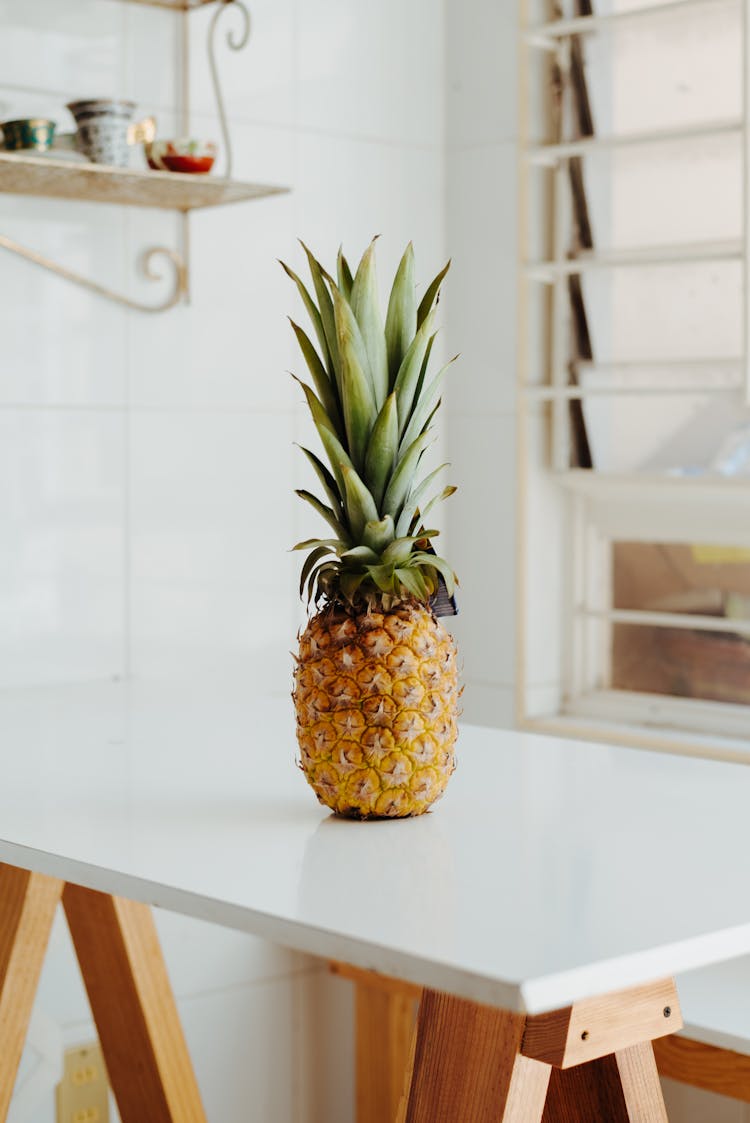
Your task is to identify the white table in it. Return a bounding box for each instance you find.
[1,680,750,1121]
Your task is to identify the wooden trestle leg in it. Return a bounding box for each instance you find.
[398,989,551,1122]
[334,962,681,1123]
[0,863,206,1123]
[63,884,207,1123]
[0,865,62,1121]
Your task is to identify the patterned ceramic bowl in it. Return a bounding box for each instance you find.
[1,118,56,152]
[145,138,217,175]
[66,99,136,168]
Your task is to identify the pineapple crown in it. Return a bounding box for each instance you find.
[282,239,457,612]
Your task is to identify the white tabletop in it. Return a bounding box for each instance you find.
[1,679,750,1015]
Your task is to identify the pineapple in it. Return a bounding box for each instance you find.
[283,240,459,819]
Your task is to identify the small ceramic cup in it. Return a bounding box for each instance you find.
[66,99,136,168]
[1,118,56,152]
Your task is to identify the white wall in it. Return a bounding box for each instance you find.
[442,0,519,729]
[0,1,444,1119]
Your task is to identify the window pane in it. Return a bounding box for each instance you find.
[581,261,742,362]
[611,542,750,704]
[581,134,742,252]
[580,386,750,474]
[583,1,741,136]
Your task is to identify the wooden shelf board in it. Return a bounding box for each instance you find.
[122,0,216,10]
[0,152,288,212]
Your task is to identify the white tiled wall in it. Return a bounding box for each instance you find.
[0,1,444,1120]
[443,0,518,730]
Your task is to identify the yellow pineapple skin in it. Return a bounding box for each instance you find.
[294,602,459,819]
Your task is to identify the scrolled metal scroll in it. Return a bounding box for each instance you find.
[207,0,252,180]
[0,234,187,313]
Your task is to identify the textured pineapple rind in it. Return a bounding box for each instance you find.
[293,601,459,819]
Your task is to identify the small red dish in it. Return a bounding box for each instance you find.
[161,153,215,175]
[144,138,218,175]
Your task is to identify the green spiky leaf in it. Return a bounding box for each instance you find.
[364,392,399,508]
[395,567,430,600]
[393,307,437,435]
[292,537,343,552]
[412,551,457,595]
[296,489,349,541]
[382,536,423,566]
[279,261,332,372]
[299,241,341,389]
[399,354,457,454]
[335,295,377,470]
[417,485,457,528]
[363,515,395,553]
[342,466,380,541]
[337,246,354,299]
[293,376,355,494]
[385,243,416,385]
[351,239,388,407]
[299,544,335,598]
[382,430,433,521]
[341,545,381,566]
[417,259,450,328]
[289,321,342,434]
[296,446,344,517]
[395,464,449,537]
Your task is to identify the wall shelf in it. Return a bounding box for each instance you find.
[0,152,287,212]
[0,0,284,312]
[121,0,217,9]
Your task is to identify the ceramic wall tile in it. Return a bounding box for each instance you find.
[444,141,518,417]
[294,135,445,284]
[0,410,124,687]
[443,412,516,690]
[121,3,178,120]
[296,0,443,145]
[128,579,296,685]
[0,197,128,407]
[129,410,295,585]
[0,1,124,104]
[445,0,517,147]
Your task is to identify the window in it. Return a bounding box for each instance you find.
[519,0,750,745]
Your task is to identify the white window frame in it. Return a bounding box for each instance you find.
[516,0,750,756]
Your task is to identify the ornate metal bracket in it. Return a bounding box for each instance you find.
[0,234,186,313]
[207,0,252,179]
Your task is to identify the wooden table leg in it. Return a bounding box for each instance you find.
[400,990,552,1122]
[331,963,422,1123]
[0,864,62,1122]
[63,883,207,1123]
[543,1043,667,1121]
[400,978,682,1123]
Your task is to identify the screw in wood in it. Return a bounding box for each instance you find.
[663,1007,671,1018]
[581,1030,589,1040]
